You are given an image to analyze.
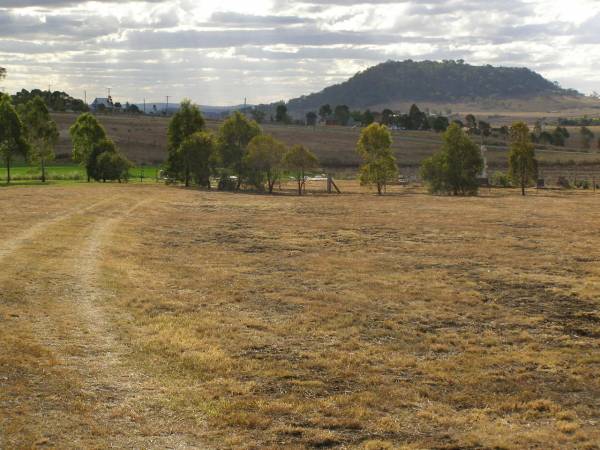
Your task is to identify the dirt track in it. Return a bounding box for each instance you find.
[0,186,203,448]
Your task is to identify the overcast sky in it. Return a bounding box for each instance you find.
[1,0,599,105]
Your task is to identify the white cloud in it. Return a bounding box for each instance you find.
[0,0,599,104]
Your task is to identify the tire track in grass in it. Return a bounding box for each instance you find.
[0,195,120,263]
[2,190,205,449]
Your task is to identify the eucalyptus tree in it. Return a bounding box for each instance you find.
[218,111,261,190]
[166,99,206,179]
[20,96,59,182]
[509,122,538,196]
[244,134,286,193]
[0,96,29,184]
[356,123,398,195]
[284,145,319,196]
[69,112,107,182]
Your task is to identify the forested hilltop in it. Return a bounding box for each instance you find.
[286,60,580,112]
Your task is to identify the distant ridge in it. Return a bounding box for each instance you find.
[286,60,581,113]
[134,103,251,118]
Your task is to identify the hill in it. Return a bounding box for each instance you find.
[133,103,251,118]
[286,60,583,113]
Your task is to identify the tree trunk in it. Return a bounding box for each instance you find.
[236,164,242,190]
[185,167,190,187]
[377,183,382,195]
[41,158,46,183]
[6,157,10,184]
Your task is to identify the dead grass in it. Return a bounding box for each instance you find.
[1,181,599,449]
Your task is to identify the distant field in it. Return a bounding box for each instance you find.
[0,164,161,184]
[51,112,600,171]
[1,182,599,448]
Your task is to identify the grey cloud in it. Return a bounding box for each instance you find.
[0,0,163,6]
[208,11,312,26]
[122,27,406,50]
[1,0,599,102]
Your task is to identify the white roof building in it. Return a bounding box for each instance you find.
[91,96,114,111]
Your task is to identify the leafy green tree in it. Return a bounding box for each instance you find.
[284,145,319,195]
[166,99,206,178]
[381,109,394,126]
[431,116,449,132]
[478,120,491,139]
[95,146,132,183]
[508,122,538,196]
[69,112,107,182]
[421,123,483,195]
[334,105,350,126]
[306,111,317,127]
[0,96,29,184]
[87,138,117,181]
[20,96,59,182]
[275,104,290,124]
[219,111,261,190]
[538,131,554,145]
[244,134,286,193]
[580,126,595,149]
[126,103,141,114]
[362,109,375,126]
[177,131,216,188]
[409,104,427,129]
[351,110,363,124]
[0,67,5,79]
[319,104,332,122]
[356,123,398,195]
[465,114,477,131]
[498,125,509,139]
[552,126,569,146]
[11,89,88,113]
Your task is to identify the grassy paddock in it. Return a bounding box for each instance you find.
[0,164,162,183]
[1,182,599,448]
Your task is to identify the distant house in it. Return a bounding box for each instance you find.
[91,96,114,112]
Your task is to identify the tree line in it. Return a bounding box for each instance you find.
[305,103,450,131]
[0,93,131,184]
[164,100,320,195]
[11,89,88,113]
[350,118,538,197]
[0,93,552,198]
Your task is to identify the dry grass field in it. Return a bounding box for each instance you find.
[1,182,600,449]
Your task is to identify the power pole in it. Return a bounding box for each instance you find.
[165,95,170,116]
[143,98,146,114]
[84,90,87,105]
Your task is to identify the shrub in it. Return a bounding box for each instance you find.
[574,179,590,189]
[492,171,511,187]
[421,123,483,195]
